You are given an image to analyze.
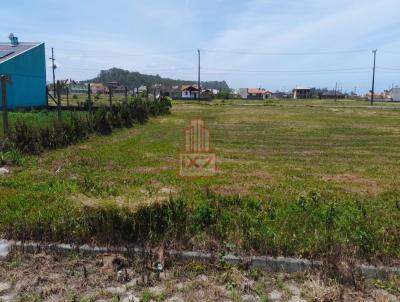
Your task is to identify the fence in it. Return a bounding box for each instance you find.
[0,84,172,155]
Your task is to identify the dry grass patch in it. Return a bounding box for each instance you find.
[322,174,382,196]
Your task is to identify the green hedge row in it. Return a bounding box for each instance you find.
[1,97,172,155]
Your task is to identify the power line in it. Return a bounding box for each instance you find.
[377,66,400,71]
[201,67,371,73]
[379,51,400,55]
[45,48,195,58]
[201,48,370,56]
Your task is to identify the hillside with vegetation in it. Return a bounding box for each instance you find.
[88,68,230,91]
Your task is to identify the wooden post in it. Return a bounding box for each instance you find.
[146,86,149,102]
[57,80,62,121]
[46,86,49,106]
[88,83,92,115]
[66,87,69,107]
[124,86,128,103]
[108,86,113,109]
[1,75,9,136]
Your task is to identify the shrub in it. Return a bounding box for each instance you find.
[130,99,149,124]
[7,97,170,155]
[93,108,112,135]
[148,97,172,116]
[121,102,134,127]
[11,121,43,155]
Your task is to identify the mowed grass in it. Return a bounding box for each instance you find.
[1,99,400,262]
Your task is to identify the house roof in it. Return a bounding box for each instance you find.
[294,86,311,90]
[248,88,271,94]
[0,42,42,64]
[181,85,200,92]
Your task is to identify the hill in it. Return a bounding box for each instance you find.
[87,68,230,91]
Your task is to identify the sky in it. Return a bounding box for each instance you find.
[1,0,400,93]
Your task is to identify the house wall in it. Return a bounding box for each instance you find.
[294,89,312,99]
[247,93,264,100]
[238,88,248,99]
[0,44,47,109]
[390,88,400,102]
[182,91,198,99]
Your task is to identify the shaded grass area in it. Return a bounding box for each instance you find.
[1,100,400,263]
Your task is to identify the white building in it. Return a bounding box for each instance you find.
[389,87,400,102]
[181,85,200,99]
[238,88,248,99]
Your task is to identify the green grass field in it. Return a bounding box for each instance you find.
[1,99,400,263]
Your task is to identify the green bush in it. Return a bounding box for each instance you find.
[130,98,149,124]
[93,108,112,135]
[148,97,172,116]
[11,121,43,155]
[7,98,171,155]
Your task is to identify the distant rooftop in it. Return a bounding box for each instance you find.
[248,88,271,94]
[295,86,311,90]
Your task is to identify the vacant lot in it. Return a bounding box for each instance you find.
[1,100,400,262]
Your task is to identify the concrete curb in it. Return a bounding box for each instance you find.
[0,240,10,260]
[3,240,400,279]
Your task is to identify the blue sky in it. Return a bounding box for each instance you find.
[1,0,400,92]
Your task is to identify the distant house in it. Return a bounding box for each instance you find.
[319,90,346,99]
[90,83,106,94]
[293,86,312,99]
[271,91,292,99]
[161,85,181,99]
[239,88,271,100]
[181,85,200,99]
[211,89,220,95]
[202,88,213,100]
[0,34,46,109]
[69,83,87,94]
[107,81,125,94]
[389,87,400,102]
[138,85,147,93]
[367,92,391,102]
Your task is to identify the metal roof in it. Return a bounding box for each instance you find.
[294,86,311,90]
[0,42,42,64]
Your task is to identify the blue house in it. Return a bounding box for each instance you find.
[0,34,47,109]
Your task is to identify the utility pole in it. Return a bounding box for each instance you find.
[108,86,113,109]
[371,49,377,105]
[198,49,201,102]
[88,83,92,115]
[124,86,128,103]
[334,82,338,102]
[66,87,69,107]
[56,80,62,121]
[50,48,56,97]
[1,75,10,136]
